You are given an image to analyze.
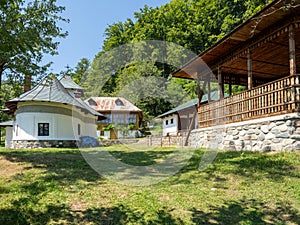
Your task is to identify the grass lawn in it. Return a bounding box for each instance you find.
[0,146,299,225]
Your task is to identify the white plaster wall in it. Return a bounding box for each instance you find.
[13,112,74,140]
[104,131,110,139]
[5,127,13,148]
[162,115,178,136]
[83,120,97,138]
[13,102,97,141]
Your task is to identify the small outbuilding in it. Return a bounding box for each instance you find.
[157,91,222,136]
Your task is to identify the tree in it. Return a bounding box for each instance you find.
[72,58,90,84]
[0,0,68,91]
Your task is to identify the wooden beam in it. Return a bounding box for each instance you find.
[218,66,223,99]
[241,57,288,68]
[196,72,203,108]
[247,49,253,90]
[184,111,197,146]
[270,41,300,51]
[207,75,211,101]
[221,66,282,78]
[229,75,232,96]
[289,24,296,76]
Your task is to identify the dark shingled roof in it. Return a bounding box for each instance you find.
[59,75,83,90]
[6,75,102,116]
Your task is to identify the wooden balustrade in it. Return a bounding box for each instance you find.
[198,74,300,128]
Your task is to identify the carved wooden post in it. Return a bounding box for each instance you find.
[289,24,296,76]
[218,66,223,100]
[207,75,211,101]
[247,49,253,90]
[229,75,232,96]
[197,72,204,108]
[289,23,298,110]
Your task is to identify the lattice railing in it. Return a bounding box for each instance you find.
[198,74,300,128]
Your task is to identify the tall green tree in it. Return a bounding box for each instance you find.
[71,58,90,84]
[0,0,68,91]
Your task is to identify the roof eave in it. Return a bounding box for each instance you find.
[172,0,281,78]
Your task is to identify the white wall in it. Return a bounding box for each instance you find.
[13,102,97,141]
[162,114,178,136]
[103,131,110,139]
[117,130,136,139]
[5,127,13,148]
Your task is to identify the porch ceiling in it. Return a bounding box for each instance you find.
[173,0,300,83]
[221,29,300,80]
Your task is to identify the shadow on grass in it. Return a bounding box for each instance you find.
[191,198,300,225]
[0,148,299,224]
[172,150,300,184]
[0,201,184,225]
[0,149,101,184]
[2,196,299,224]
[108,150,173,166]
[1,148,299,185]
[80,206,184,225]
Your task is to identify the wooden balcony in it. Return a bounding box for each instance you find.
[198,74,300,128]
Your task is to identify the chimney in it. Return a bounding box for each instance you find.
[24,75,31,92]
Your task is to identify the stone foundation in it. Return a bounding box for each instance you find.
[189,113,300,151]
[10,140,78,149]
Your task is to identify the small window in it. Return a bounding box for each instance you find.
[38,123,49,136]
[115,99,124,106]
[166,120,169,125]
[78,124,81,135]
[113,113,126,125]
[88,99,97,106]
[170,118,174,124]
[128,114,137,124]
[100,114,112,124]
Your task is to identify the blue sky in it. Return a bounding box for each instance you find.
[44,0,170,74]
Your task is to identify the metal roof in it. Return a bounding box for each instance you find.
[6,75,102,116]
[86,97,142,113]
[59,75,83,90]
[0,120,13,127]
[157,91,226,118]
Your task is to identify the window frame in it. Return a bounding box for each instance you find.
[38,123,49,136]
[78,124,81,135]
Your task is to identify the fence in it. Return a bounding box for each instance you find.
[198,74,300,128]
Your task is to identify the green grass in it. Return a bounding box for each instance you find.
[0,146,299,225]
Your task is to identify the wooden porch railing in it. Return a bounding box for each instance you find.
[198,74,300,128]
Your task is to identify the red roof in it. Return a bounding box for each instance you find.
[85,97,142,113]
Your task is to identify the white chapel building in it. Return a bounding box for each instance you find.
[1,75,102,148]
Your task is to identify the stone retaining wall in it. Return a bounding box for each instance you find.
[189,113,300,151]
[11,140,78,149]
